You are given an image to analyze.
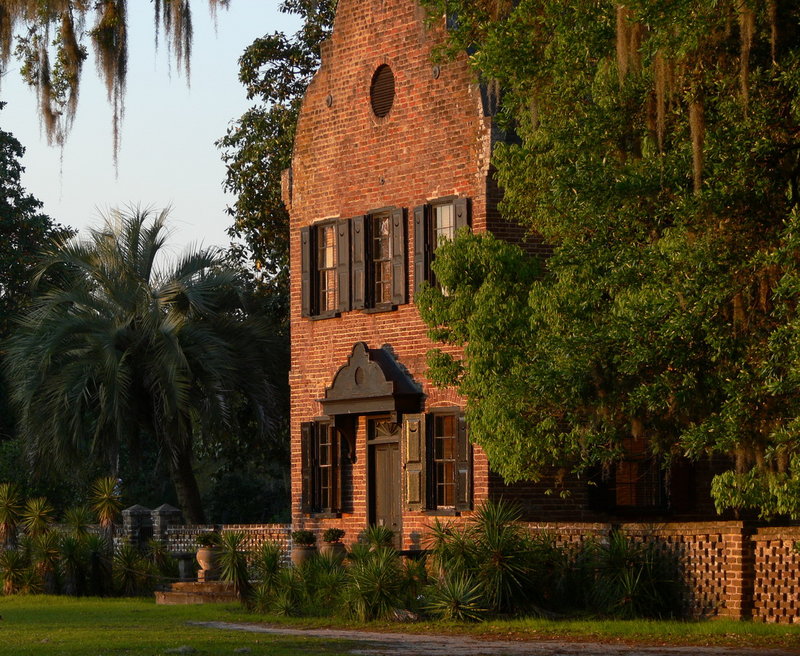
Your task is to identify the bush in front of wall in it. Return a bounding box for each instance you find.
[341,546,403,622]
[586,530,684,619]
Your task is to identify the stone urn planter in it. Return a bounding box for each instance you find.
[319,528,346,561]
[291,529,317,567]
[195,533,220,582]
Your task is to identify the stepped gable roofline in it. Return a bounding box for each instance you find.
[319,342,422,415]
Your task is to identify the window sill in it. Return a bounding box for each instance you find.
[362,305,397,314]
[308,311,340,321]
[422,508,462,517]
[304,511,342,519]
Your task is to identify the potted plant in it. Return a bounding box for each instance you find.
[195,531,220,581]
[320,528,346,560]
[290,529,317,566]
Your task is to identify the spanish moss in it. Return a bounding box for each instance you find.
[0,0,225,161]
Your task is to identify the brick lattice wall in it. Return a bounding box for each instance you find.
[752,526,800,623]
[622,522,752,620]
[166,524,292,561]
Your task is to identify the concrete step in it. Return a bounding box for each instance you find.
[155,581,239,605]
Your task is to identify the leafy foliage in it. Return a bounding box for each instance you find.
[418,0,800,517]
[3,1,228,153]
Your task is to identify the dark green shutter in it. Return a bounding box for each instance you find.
[351,215,366,309]
[455,415,471,511]
[332,426,342,513]
[454,197,470,232]
[337,219,350,313]
[413,205,428,298]
[300,422,315,513]
[390,208,406,305]
[300,227,312,317]
[403,413,426,511]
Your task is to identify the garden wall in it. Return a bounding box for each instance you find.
[152,518,798,622]
[164,524,292,558]
[516,521,799,622]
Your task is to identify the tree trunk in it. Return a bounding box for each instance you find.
[169,446,206,524]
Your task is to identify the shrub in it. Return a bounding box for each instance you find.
[195,532,221,548]
[291,529,316,546]
[322,528,345,543]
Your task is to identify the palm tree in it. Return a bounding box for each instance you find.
[4,208,287,522]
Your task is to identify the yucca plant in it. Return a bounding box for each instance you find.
[145,539,177,582]
[31,530,61,593]
[251,540,285,590]
[63,505,94,541]
[21,497,54,538]
[426,517,477,579]
[59,534,89,596]
[424,572,487,622]
[471,498,530,612]
[113,543,154,596]
[298,551,347,611]
[85,533,112,596]
[270,567,304,616]
[589,530,683,619]
[342,546,403,621]
[0,483,22,548]
[401,555,429,610]
[346,541,373,563]
[0,548,31,595]
[90,477,122,539]
[360,524,395,550]
[218,531,251,601]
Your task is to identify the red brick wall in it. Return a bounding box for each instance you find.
[286,0,496,548]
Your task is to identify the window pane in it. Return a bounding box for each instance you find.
[371,213,392,305]
[434,204,455,244]
[316,224,337,312]
[433,412,458,508]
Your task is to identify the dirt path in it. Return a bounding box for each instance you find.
[191,622,798,656]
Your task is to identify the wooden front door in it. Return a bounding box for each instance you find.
[368,419,402,545]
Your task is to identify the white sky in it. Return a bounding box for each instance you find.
[1,2,299,254]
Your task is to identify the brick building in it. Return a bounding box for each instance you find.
[282,0,721,551]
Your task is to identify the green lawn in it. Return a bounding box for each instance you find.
[3,596,800,655]
[0,596,356,656]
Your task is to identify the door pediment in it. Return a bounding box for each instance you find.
[319,342,422,415]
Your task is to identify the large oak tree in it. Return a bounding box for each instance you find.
[418,0,800,518]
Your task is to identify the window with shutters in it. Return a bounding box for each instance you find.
[317,223,337,314]
[371,212,393,308]
[402,409,471,513]
[301,219,350,319]
[413,197,470,296]
[300,420,342,515]
[301,210,405,317]
[351,208,407,311]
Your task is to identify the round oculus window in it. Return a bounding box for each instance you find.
[370,64,395,118]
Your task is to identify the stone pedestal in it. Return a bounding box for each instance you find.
[121,505,152,550]
[152,503,183,543]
